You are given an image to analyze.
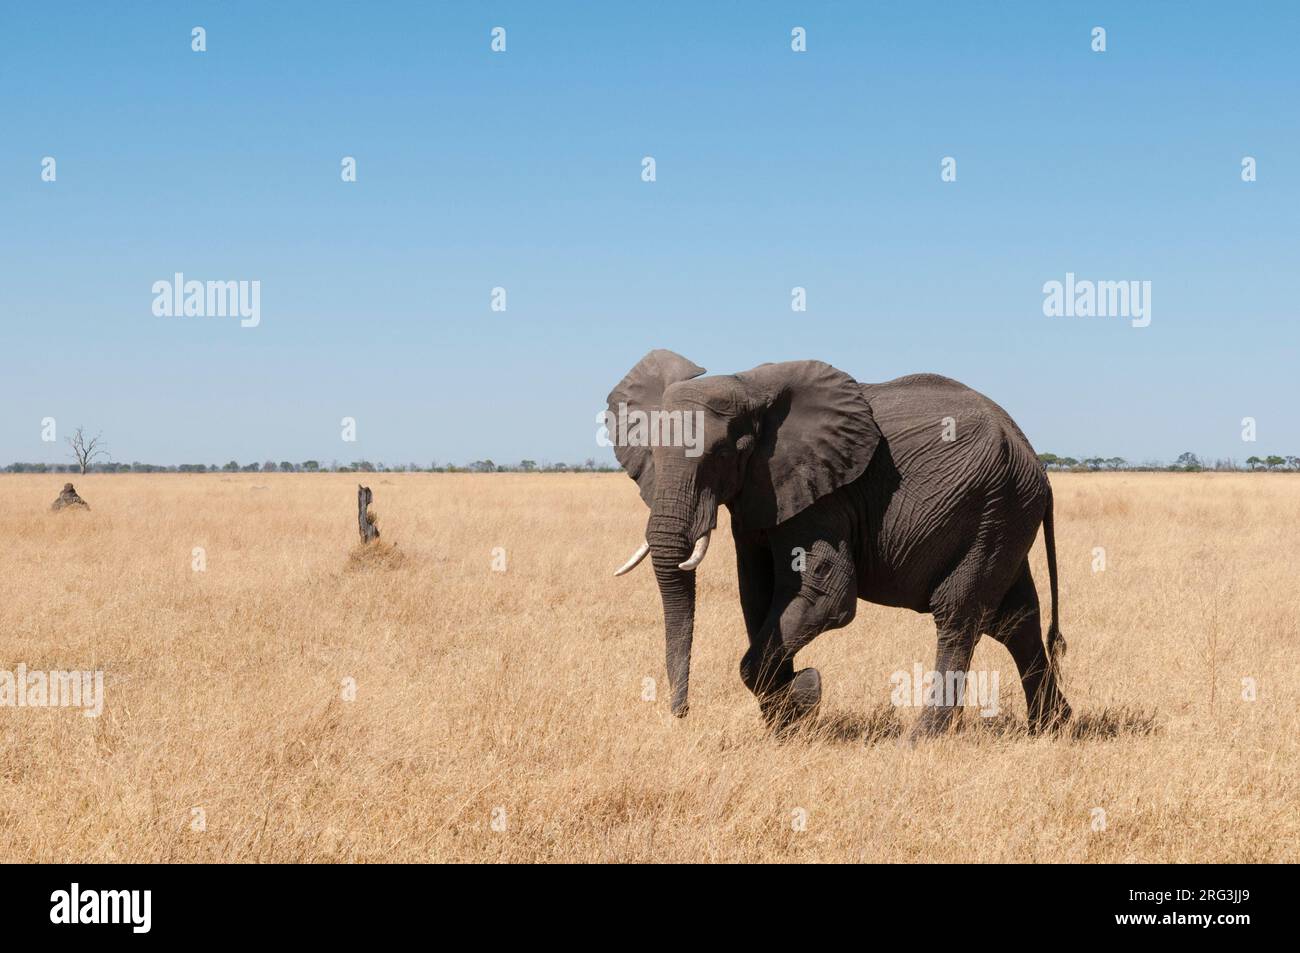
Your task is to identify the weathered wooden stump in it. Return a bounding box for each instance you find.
[357,485,379,543]
[51,482,89,511]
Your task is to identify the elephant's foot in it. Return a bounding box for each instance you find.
[1028,690,1072,735]
[906,704,962,745]
[761,668,822,734]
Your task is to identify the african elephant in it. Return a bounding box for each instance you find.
[607,350,1071,739]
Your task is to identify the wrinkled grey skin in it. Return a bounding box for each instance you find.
[608,350,1071,740]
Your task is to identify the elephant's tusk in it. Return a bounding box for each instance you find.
[678,532,711,571]
[613,540,651,577]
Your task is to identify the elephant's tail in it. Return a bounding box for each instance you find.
[1043,485,1066,668]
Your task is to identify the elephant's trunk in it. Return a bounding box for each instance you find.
[651,547,696,717]
[647,471,717,717]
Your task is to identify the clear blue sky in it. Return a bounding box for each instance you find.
[3,2,1297,467]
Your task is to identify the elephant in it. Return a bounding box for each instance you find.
[607,349,1071,739]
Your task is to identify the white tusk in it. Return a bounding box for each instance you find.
[613,540,651,577]
[678,532,711,571]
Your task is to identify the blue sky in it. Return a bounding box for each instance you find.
[3,2,1297,467]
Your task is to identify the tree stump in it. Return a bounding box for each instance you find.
[51,483,89,511]
[357,485,379,543]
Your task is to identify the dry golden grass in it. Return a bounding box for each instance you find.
[1,472,1296,862]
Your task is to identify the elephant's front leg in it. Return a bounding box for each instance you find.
[735,537,796,719]
[740,537,857,732]
[734,536,775,643]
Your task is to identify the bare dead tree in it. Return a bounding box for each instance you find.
[68,427,108,475]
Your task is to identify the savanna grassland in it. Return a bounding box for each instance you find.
[1,472,1296,863]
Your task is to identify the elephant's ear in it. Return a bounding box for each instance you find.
[735,361,881,529]
[606,350,706,506]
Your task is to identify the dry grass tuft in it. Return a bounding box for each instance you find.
[0,471,1296,862]
[1067,706,1160,740]
[809,704,906,745]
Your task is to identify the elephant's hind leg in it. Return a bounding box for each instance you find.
[909,618,980,741]
[909,491,1040,743]
[989,561,1071,732]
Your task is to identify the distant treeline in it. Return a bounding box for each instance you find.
[1037,452,1299,472]
[5,452,1298,475]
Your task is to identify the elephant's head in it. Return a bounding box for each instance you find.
[607,349,881,716]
